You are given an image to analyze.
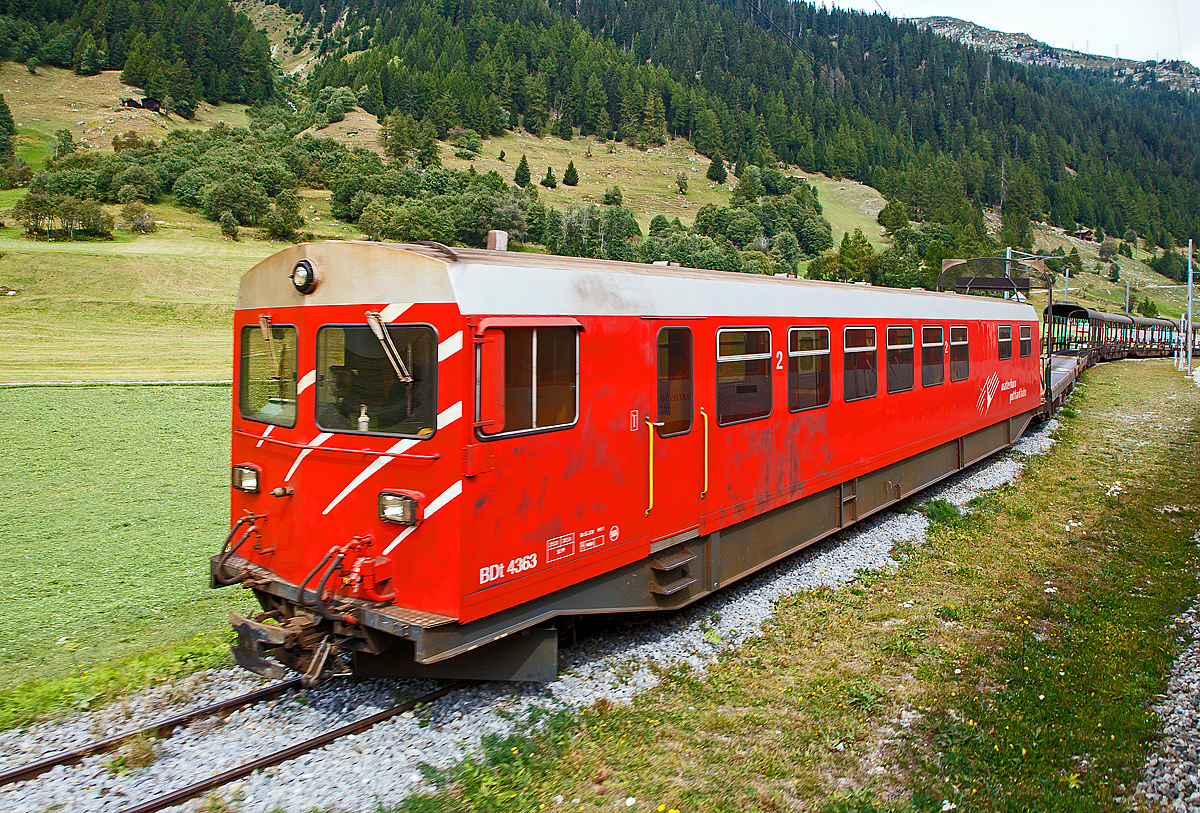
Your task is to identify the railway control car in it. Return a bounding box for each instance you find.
[213,241,1043,684]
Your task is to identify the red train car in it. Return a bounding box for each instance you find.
[214,241,1042,683]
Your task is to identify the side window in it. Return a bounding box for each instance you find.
[787,327,831,411]
[950,326,969,382]
[1019,324,1032,357]
[998,325,1012,360]
[843,326,877,402]
[239,322,298,427]
[921,325,944,387]
[657,327,693,437]
[478,326,577,436]
[716,328,771,425]
[886,326,914,394]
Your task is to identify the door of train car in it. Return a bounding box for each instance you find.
[649,326,702,544]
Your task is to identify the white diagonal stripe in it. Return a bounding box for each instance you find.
[383,480,463,555]
[297,369,316,394]
[379,303,412,322]
[285,432,333,482]
[438,331,463,361]
[321,402,462,515]
[256,425,274,448]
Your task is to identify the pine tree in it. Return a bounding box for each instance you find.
[0,94,14,137]
[540,166,557,189]
[563,161,578,186]
[514,154,530,187]
[706,153,727,183]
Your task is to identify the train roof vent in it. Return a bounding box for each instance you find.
[486,230,509,251]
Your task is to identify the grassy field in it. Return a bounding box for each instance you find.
[0,62,251,151]
[0,384,255,725]
[394,359,1200,812]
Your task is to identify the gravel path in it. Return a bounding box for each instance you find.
[1132,549,1200,813]
[0,420,1060,813]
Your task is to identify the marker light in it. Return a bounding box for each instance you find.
[291,260,317,294]
[378,492,420,525]
[231,465,260,493]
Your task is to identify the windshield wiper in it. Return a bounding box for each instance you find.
[365,311,414,383]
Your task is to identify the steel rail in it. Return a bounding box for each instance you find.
[119,680,473,813]
[0,678,304,788]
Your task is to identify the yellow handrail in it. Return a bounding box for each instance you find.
[700,407,709,498]
[645,418,655,515]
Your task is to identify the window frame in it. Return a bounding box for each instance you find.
[715,326,773,427]
[1019,324,1032,357]
[787,326,831,413]
[656,326,694,438]
[842,325,878,403]
[998,324,1013,361]
[238,322,299,428]
[949,325,970,382]
[921,325,944,388]
[885,324,915,395]
[314,321,440,440]
[476,325,581,440]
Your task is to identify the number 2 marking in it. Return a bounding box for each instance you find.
[775,350,784,370]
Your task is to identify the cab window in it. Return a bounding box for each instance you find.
[998,325,1013,360]
[239,322,297,427]
[315,324,437,437]
[1020,324,1032,357]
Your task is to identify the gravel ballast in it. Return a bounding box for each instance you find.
[0,421,1061,813]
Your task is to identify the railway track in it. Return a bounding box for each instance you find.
[1,678,471,813]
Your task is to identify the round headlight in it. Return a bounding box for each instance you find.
[291,260,317,294]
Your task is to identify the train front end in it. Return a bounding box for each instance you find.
[213,242,469,685]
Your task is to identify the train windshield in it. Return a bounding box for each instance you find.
[315,324,437,437]
[239,322,298,427]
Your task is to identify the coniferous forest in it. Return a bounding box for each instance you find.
[5,0,1200,281]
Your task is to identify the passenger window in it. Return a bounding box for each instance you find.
[316,324,437,437]
[843,327,877,402]
[921,326,944,387]
[950,326,969,382]
[787,327,830,411]
[716,328,771,425]
[886,326,914,394]
[657,328,693,436]
[239,322,298,427]
[998,325,1012,360]
[1019,324,1032,357]
[479,326,578,436]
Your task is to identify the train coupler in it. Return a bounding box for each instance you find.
[230,610,347,686]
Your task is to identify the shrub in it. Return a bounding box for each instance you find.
[219,210,238,240]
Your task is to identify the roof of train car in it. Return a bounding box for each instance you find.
[1046,302,1133,324]
[239,241,1038,321]
[1046,302,1176,329]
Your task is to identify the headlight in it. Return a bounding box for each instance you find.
[378,491,420,525]
[291,260,317,294]
[231,465,260,493]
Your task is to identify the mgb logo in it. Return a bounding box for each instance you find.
[977,371,1000,416]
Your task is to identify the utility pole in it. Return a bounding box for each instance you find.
[1125,280,1130,314]
[1180,236,1190,376]
[1064,263,1070,302]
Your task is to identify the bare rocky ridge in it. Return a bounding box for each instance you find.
[910,16,1200,93]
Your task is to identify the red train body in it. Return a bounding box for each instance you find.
[214,241,1042,683]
